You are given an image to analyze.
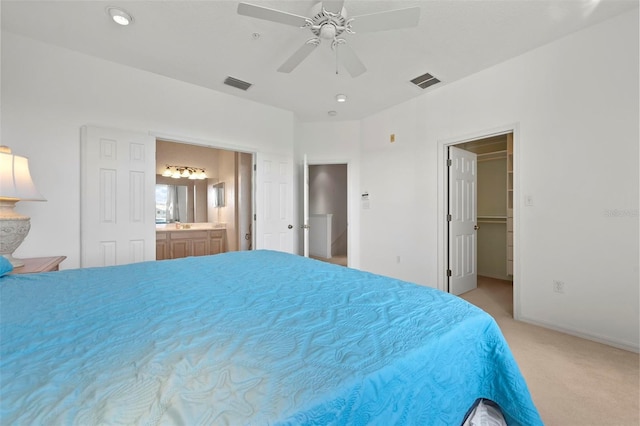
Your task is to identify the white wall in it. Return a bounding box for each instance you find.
[2,32,294,269]
[357,9,639,350]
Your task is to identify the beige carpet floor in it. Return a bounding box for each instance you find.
[461,276,639,426]
[310,254,348,267]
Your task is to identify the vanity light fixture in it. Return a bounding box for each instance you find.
[162,165,207,180]
[106,6,134,26]
[335,94,347,103]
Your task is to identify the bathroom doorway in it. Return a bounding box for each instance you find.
[156,139,253,253]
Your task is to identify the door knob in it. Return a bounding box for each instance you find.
[288,224,293,229]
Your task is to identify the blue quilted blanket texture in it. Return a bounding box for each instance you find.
[0,250,542,425]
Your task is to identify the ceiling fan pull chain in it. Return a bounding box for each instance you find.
[332,38,346,75]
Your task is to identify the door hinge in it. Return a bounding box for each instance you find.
[447,214,452,221]
[447,269,452,277]
[447,158,452,167]
[253,214,256,221]
[253,164,257,171]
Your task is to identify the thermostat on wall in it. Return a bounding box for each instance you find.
[361,192,370,209]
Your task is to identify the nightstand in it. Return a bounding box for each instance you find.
[9,256,67,275]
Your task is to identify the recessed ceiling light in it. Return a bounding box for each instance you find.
[335,94,347,103]
[106,7,133,26]
[328,111,337,116]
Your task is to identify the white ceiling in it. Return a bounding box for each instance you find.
[2,0,637,122]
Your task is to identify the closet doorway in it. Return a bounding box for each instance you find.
[445,132,515,301]
[455,133,513,282]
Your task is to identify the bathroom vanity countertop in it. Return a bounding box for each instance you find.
[156,223,226,232]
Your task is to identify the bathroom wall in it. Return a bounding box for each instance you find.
[157,139,222,224]
[210,149,237,251]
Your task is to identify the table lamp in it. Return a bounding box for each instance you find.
[0,146,46,267]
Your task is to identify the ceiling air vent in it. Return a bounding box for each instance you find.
[224,76,252,91]
[410,72,440,89]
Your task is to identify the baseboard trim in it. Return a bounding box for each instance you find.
[517,315,639,354]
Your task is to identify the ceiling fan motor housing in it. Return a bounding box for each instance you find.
[309,2,348,39]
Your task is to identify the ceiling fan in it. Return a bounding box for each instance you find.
[237,0,420,77]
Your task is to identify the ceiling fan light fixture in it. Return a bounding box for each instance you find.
[106,7,133,26]
[335,94,347,103]
[320,23,337,40]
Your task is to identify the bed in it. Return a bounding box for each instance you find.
[0,250,542,425]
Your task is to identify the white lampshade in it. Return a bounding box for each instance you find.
[0,146,45,268]
[0,148,46,201]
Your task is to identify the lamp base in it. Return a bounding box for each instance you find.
[0,201,31,268]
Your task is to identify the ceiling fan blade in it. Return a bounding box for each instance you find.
[350,7,420,33]
[237,2,309,27]
[277,40,320,73]
[322,0,346,14]
[337,43,366,78]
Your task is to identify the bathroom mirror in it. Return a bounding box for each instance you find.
[155,184,189,223]
[211,182,225,207]
[156,175,209,223]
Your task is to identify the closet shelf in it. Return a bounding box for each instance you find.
[477,215,507,224]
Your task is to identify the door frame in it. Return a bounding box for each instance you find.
[437,123,521,319]
[305,158,351,267]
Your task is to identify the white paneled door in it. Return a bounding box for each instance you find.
[448,146,478,295]
[255,152,294,253]
[80,126,156,267]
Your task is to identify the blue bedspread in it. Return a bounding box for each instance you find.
[0,250,542,425]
